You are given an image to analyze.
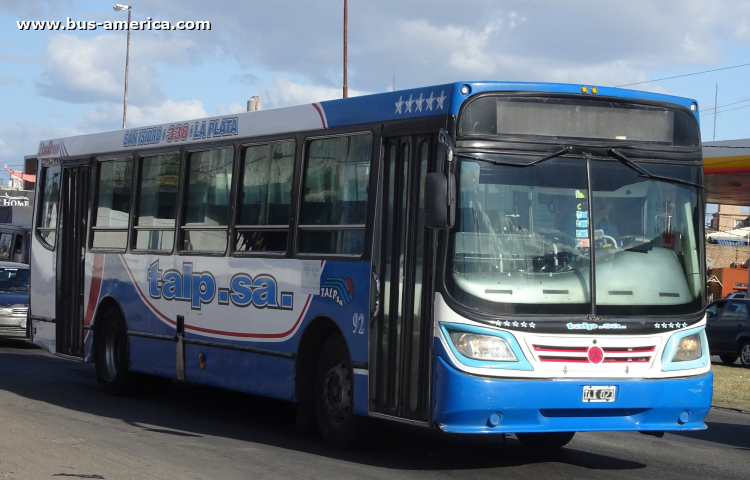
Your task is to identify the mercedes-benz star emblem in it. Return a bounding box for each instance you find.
[587,346,604,364]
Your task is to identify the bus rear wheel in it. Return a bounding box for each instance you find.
[95,308,136,395]
[314,333,359,448]
[516,432,575,449]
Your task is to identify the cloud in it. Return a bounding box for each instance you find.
[136,0,750,93]
[214,102,246,115]
[35,33,201,105]
[0,0,74,16]
[259,75,368,108]
[0,75,22,88]
[0,138,13,157]
[0,122,79,184]
[80,99,209,132]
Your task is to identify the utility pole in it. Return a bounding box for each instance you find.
[113,4,132,129]
[343,0,348,98]
[713,83,718,141]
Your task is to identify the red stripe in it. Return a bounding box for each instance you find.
[84,253,105,326]
[704,167,750,175]
[312,103,327,128]
[602,348,655,354]
[120,255,312,339]
[537,358,590,363]
[603,359,651,363]
[533,347,588,353]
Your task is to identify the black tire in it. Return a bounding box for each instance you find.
[516,432,575,449]
[314,333,359,448]
[95,308,137,395]
[720,355,738,365]
[740,341,750,368]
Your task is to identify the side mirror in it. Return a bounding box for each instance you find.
[425,172,455,229]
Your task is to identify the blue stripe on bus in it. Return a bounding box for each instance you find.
[318,81,700,130]
[432,340,712,434]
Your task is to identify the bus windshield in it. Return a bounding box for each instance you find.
[446,155,703,316]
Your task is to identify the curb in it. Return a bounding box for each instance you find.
[711,404,750,414]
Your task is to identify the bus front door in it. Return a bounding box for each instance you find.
[56,163,90,358]
[372,133,439,422]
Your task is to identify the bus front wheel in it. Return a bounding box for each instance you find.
[95,308,136,395]
[314,333,359,448]
[516,432,575,449]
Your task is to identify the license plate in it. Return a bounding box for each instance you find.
[582,385,616,403]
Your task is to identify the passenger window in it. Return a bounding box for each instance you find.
[182,147,233,252]
[236,140,294,253]
[721,302,748,322]
[0,233,11,260]
[299,133,372,255]
[92,158,132,249]
[707,302,723,318]
[134,153,180,252]
[38,165,61,248]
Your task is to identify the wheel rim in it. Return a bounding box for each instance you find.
[742,344,750,365]
[103,323,119,381]
[322,359,351,425]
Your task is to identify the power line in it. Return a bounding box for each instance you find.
[701,103,750,117]
[615,62,750,87]
[702,98,750,113]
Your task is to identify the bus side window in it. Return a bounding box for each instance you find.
[181,147,233,253]
[235,140,294,253]
[92,157,132,250]
[298,133,372,255]
[37,164,61,248]
[134,153,180,253]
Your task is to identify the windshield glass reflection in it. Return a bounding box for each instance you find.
[447,156,702,316]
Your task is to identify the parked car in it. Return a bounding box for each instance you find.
[0,261,29,339]
[725,292,746,299]
[0,225,30,264]
[706,298,750,366]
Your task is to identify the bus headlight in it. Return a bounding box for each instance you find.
[448,331,518,362]
[671,333,702,362]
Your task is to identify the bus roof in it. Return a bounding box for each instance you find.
[31,81,699,160]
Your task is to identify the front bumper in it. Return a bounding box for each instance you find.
[432,354,713,434]
[0,315,27,337]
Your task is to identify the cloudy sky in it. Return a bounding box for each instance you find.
[2,0,750,187]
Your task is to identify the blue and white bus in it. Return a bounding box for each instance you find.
[28,81,711,448]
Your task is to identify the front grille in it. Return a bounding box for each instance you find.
[531,344,657,364]
[11,307,28,316]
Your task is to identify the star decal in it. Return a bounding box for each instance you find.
[683,322,688,328]
[504,321,510,327]
[512,321,519,327]
[661,323,667,328]
[529,322,536,328]
[395,96,405,114]
[521,322,527,328]
[426,92,436,110]
[495,320,502,327]
[405,94,414,113]
[415,93,425,112]
[668,323,675,328]
[655,323,661,328]
[436,90,447,110]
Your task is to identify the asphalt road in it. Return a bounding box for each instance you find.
[0,338,747,480]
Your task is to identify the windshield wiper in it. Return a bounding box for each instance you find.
[457,145,572,167]
[607,148,703,190]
